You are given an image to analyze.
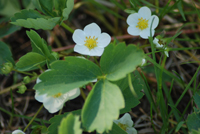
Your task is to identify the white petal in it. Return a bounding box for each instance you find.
[127,26,141,36]
[148,15,159,29]
[43,96,65,113]
[84,23,101,37]
[74,45,90,55]
[66,88,80,100]
[36,78,41,83]
[140,28,155,39]
[35,91,47,103]
[164,48,169,57]
[126,127,137,134]
[88,47,104,56]
[138,6,151,20]
[141,59,146,66]
[118,113,133,127]
[72,29,86,44]
[127,13,140,27]
[97,33,111,48]
[12,130,25,134]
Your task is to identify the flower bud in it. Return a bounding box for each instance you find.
[1,62,13,74]
[23,76,31,84]
[17,84,27,94]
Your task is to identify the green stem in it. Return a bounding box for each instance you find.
[23,105,43,132]
[12,69,33,76]
[80,88,86,100]
[128,73,137,98]
[61,22,74,33]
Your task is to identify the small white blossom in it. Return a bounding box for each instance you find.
[127,6,159,39]
[153,37,169,57]
[114,113,137,134]
[73,23,111,56]
[153,37,164,48]
[12,130,25,134]
[35,78,80,113]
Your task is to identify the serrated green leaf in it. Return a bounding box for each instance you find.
[11,17,60,30]
[103,123,127,134]
[58,113,82,134]
[0,41,14,74]
[186,110,200,131]
[34,57,102,95]
[113,71,144,114]
[82,79,125,133]
[100,43,144,81]
[26,30,51,57]
[48,110,81,134]
[16,52,46,71]
[62,0,74,21]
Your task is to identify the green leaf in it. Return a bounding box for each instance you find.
[39,0,54,14]
[177,0,186,21]
[26,30,51,57]
[0,41,14,74]
[186,109,200,132]
[0,0,20,17]
[54,0,67,16]
[48,110,81,134]
[104,122,127,134]
[62,0,74,21]
[58,113,82,134]
[194,92,200,108]
[113,71,144,114]
[82,79,125,133]
[0,22,21,38]
[11,9,60,30]
[15,52,46,71]
[34,57,102,95]
[100,43,144,81]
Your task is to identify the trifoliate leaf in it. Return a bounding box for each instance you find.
[82,79,125,133]
[39,0,54,15]
[54,0,67,16]
[0,41,14,74]
[58,113,82,134]
[34,57,102,95]
[100,43,144,81]
[15,52,46,71]
[48,110,81,134]
[11,9,60,30]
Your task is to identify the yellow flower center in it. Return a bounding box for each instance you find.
[136,17,149,30]
[84,36,98,50]
[117,123,128,131]
[52,93,62,98]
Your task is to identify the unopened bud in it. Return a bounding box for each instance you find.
[1,62,13,74]
[17,84,27,94]
[23,76,31,84]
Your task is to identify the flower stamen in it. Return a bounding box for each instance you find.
[53,93,62,98]
[117,123,128,131]
[136,17,149,30]
[84,36,98,50]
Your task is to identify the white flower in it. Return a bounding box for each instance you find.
[72,23,111,56]
[35,78,80,113]
[12,130,25,134]
[114,113,137,134]
[153,37,164,48]
[127,6,159,39]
